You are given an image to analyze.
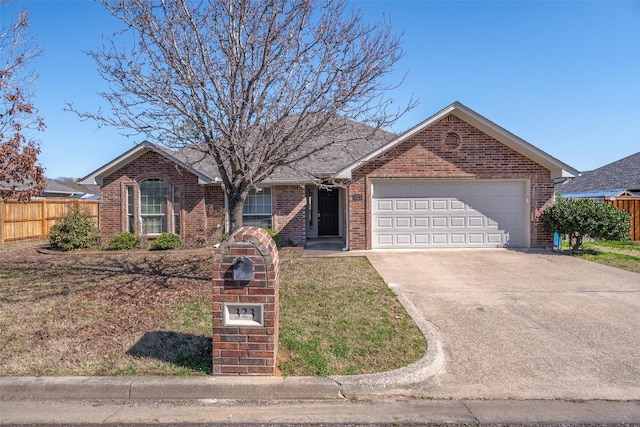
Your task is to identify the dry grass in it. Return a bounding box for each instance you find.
[0,240,425,376]
[0,240,212,376]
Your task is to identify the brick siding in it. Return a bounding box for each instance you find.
[271,185,306,247]
[100,150,214,245]
[347,114,555,249]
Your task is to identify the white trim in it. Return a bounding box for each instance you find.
[335,102,578,180]
[79,141,220,186]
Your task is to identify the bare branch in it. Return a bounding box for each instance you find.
[70,0,415,229]
[0,2,46,202]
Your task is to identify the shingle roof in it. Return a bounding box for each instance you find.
[557,151,640,194]
[172,118,396,183]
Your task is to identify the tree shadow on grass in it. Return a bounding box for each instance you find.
[127,331,212,374]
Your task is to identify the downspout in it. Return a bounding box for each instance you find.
[342,186,350,252]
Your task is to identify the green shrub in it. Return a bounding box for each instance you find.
[263,227,294,247]
[106,232,140,251]
[49,202,99,251]
[542,197,631,250]
[150,233,182,251]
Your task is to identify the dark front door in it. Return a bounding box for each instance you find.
[318,188,339,236]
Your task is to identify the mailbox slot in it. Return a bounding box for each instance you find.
[233,256,254,281]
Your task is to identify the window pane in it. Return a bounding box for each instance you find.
[243,188,272,227]
[140,179,167,233]
[126,186,135,233]
[142,216,165,234]
[243,215,272,228]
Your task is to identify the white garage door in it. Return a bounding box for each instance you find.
[372,181,528,249]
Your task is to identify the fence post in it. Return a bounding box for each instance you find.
[41,200,47,239]
[0,200,4,244]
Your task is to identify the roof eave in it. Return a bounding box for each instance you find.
[79,141,220,186]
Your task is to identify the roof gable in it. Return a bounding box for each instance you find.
[336,102,578,180]
[80,141,221,186]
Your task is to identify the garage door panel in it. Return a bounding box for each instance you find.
[414,217,429,228]
[395,217,411,228]
[395,200,411,211]
[468,217,484,227]
[468,234,484,244]
[450,200,466,210]
[376,200,393,211]
[372,181,527,249]
[432,200,448,210]
[377,217,393,228]
[414,234,429,244]
[432,217,447,228]
[450,217,466,227]
[414,200,429,211]
[395,234,411,245]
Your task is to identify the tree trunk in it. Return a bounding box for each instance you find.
[228,196,245,234]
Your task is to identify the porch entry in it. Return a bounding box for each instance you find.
[306,186,343,238]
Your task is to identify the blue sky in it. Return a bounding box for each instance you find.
[2,0,639,179]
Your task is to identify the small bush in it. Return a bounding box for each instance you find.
[49,202,98,251]
[542,197,631,250]
[150,233,182,251]
[263,227,294,247]
[106,232,140,251]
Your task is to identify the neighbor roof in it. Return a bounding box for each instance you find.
[335,102,579,180]
[557,151,640,195]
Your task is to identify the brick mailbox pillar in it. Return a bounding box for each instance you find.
[212,226,280,375]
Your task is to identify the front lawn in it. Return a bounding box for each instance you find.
[0,241,425,376]
[568,240,640,274]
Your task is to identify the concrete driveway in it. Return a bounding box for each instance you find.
[365,249,640,400]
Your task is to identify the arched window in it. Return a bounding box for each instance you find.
[139,178,167,234]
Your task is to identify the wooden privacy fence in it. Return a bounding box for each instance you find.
[0,199,99,244]
[605,197,640,241]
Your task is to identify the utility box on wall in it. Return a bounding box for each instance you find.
[212,226,280,375]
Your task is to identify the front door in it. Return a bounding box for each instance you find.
[318,188,339,236]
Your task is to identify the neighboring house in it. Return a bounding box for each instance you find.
[556,151,640,200]
[41,179,100,199]
[0,179,100,200]
[80,102,577,249]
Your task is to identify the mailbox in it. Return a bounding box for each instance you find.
[233,256,254,281]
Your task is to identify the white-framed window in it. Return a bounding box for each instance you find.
[126,185,135,233]
[243,188,272,228]
[140,178,167,234]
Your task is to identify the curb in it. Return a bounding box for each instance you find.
[0,376,342,400]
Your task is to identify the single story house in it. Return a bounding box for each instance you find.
[556,151,640,200]
[80,102,577,250]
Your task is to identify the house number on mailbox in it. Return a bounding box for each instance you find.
[223,303,264,327]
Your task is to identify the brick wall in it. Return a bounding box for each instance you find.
[271,185,306,247]
[212,226,280,375]
[348,114,555,249]
[100,150,217,245]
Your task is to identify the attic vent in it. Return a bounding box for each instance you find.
[443,114,461,122]
[443,132,461,150]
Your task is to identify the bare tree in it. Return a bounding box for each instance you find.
[74,0,413,230]
[0,3,46,202]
